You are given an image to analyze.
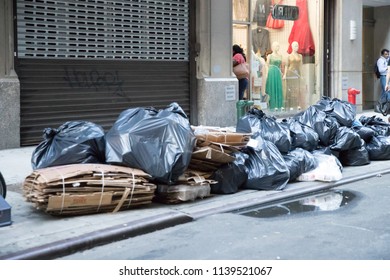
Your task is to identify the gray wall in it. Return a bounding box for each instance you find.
[332,0,364,111]
[195,0,238,128]
[0,0,20,149]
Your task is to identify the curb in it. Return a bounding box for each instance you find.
[0,211,193,260]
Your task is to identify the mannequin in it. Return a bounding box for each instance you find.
[283,41,304,108]
[265,41,283,110]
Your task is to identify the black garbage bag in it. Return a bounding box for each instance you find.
[326,98,356,127]
[366,135,390,160]
[330,127,362,151]
[241,138,290,191]
[359,115,390,127]
[375,91,390,116]
[339,141,370,166]
[210,152,248,194]
[312,97,355,127]
[238,109,291,153]
[280,118,319,151]
[312,96,332,110]
[293,105,339,146]
[283,148,318,182]
[313,146,333,156]
[358,115,390,136]
[369,125,390,136]
[31,121,106,170]
[236,108,265,133]
[105,102,196,184]
[353,126,376,143]
[313,145,339,158]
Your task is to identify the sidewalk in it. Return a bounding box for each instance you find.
[0,109,389,260]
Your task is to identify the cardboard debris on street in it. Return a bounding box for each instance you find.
[154,170,216,204]
[22,163,156,216]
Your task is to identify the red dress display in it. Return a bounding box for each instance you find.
[266,0,284,29]
[287,0,315,56]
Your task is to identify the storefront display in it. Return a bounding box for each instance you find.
[232,0,320,114]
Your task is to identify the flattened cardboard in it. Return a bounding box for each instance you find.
[195,132,251,145]
[192,147,235,163]
[47,192,113,210]
[30,164,151,186]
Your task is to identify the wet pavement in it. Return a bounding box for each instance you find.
[236,189,356,218]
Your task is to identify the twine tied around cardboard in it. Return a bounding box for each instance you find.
[96,170,105,212]
[59,172,66,215]
[112,170,136,213]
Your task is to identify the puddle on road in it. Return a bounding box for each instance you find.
[236,190,356,218]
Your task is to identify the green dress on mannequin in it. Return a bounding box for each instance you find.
[266,54,283,109]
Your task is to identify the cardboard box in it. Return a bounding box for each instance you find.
[0,195,12,227]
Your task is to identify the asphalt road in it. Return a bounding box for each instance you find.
[60,173,390,260]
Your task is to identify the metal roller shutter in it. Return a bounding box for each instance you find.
[15,0,192,146]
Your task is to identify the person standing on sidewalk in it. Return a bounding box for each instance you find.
[233,44,249,100]
[377,49,389,100]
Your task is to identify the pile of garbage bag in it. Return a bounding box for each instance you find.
[30,97,390,202]
[230,96,390,192]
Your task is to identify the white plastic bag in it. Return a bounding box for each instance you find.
[297,153,342,182]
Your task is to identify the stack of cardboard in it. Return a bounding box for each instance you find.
[155,170,216,204]
[23,164,156,216]
[190,126,251,172]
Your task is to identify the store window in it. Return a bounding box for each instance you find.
[233,0,320,115]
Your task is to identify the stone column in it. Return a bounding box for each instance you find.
[195,0,238,127]
[0,0,20,149]
[332,0,363,112]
